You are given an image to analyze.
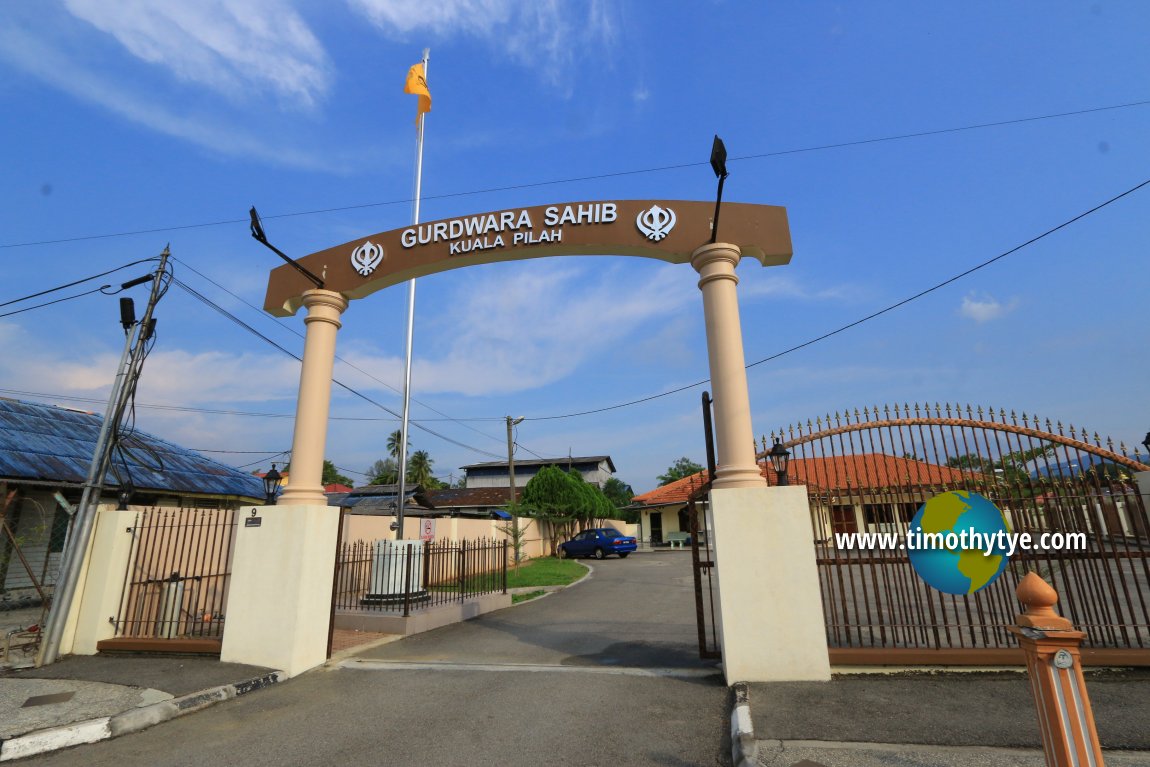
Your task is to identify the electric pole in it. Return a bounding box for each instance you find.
[38,246,170,666]
[506,416,524,569]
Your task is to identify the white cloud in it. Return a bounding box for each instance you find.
[0,323,299,405]
[348,0,617,89]
[340,262,692,396]
[0,10,343,170]
[959,292,1017,323]
[63,0,331,108]
[740,274,854,302]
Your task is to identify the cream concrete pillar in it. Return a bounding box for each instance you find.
[220,504,339,677]
[279,289,349,506]
[710,486,831,683]
[691,242,766,490]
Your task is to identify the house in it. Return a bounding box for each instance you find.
[422,487,520,520]
[0,398,265,602]
[629,453,972,544]
[459,455,616,489]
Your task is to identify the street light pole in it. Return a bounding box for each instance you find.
[506,416,524,568]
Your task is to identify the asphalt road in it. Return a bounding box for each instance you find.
[23,552,732,767]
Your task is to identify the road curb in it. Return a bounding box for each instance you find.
[730,682,758,767]
[0,670,283,762]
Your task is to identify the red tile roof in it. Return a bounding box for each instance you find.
[632,454,975,507]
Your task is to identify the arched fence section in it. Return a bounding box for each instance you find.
[764,403,1150,665]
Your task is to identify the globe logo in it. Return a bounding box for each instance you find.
[907,490,1011,595]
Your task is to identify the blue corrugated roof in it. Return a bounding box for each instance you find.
[0,398,264,500]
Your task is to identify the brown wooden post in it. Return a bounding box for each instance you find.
[1009,572,1106,767]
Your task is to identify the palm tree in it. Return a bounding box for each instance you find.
[386,429,409,460]
[407,450,434,488]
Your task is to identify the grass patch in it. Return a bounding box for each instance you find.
[512,590,547,604]
[506,557,587,589]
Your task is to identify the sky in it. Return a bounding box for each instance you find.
[1,1,1148,494]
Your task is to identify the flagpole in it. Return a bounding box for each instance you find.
[395,47,428,540]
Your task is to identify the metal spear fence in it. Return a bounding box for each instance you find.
[766,403,1150,664]
[332,537,508,618]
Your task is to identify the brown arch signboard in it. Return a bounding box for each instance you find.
[263,199,792,316]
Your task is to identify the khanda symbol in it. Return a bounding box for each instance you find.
[635,204,677,242]
[350,241,384,276]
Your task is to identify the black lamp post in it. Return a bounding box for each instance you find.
[709,135,729,244]
[1142,432,1150,463]
[768,438,790,486]
[263,464,283,505]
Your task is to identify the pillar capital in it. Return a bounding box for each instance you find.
[691,242,742,289]
[300,289,349,328]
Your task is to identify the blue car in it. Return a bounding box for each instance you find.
[557,527,637,559]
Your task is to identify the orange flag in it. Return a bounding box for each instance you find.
[404,63,431,117]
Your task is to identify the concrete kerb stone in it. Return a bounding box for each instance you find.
[0,670,284,762]
[730,682,758,767]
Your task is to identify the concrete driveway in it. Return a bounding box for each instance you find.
[354,550,713,669]
[24,551,733,767]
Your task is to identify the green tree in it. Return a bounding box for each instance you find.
[521,466,584,556]
[406,450,435,488]
[387,429,408,460]
[602,477,634,509]
[322,460,352,487]
[657,457,704,486]
[496,514,533,574]
[367,457,399,485]
[603,477,638,523]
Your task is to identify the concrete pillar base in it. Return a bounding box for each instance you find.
[709,485,830,683]
[713,465,769,491]
[220,504,339,678]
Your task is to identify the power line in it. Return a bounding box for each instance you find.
[11,171,1145,431]
[170,279,506,459]
[175,257,508,431]
[0,285,111,319]
[0,258,156,307]
[4,99,1147,250]
[527,173,1150,421]
[173,256,554,456]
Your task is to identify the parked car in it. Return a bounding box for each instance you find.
[557,527,638,559]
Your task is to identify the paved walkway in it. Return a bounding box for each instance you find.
[744,670,1150,767]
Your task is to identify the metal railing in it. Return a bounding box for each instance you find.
[333,538,508,617]
[767,403,1150,663]
[113,508,236,640]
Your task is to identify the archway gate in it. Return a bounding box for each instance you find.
[210,198,809,678]
[767,403,1150,665]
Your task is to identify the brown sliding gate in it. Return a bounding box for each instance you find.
[103,507,237,653]
[767,403,1150,666]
